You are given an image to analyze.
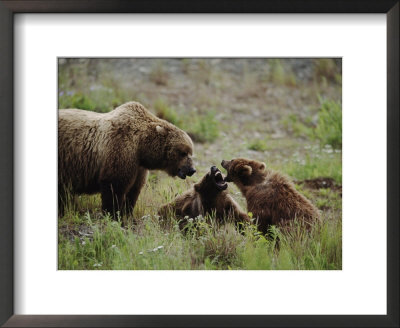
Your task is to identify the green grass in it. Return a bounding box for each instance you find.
[152,99,220,144]
[247,139,268,152]
[268,59,297,86]
[186,111,220,143]
[240,218,341,270]
[153,99,183,127]
[59,166,342,270]
[281,98,342,150]
[280,151,342,184]
[59,209,341,270]
[281,114,314,139]
[58,87,131,113]
[58,92,97,111]
[314,98,342,149]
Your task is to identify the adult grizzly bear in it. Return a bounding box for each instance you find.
[221,158,320,233]
[159,166,250,227]
[58,101,196,217]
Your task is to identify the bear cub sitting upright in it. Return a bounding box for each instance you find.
[221,158,320,233]
[159,166,249,226]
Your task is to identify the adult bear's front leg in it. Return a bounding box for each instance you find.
[125,168,148,215]
[100,181,127,220]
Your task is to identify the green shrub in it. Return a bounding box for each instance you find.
[58,92,96,111]
[248,139,268,152]
[281,114,314,138]
[153,100,220,144]
[314,99,342,149]
[186,111,220,143]
[269,59,297,86]
[58,85,130,113]
[153,99,183,127]
[281,98,342,150]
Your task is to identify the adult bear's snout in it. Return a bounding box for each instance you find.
[187,168,196,176]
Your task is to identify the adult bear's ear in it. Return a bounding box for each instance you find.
[239,165,252,176]
[259,162,266,171]
[155,124,167,135]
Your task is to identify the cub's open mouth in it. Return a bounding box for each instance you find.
[211,166,228,190]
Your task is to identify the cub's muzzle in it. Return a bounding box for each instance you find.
[211,165,228,190]
[220,160,232,182]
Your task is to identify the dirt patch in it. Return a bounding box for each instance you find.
[58,224,94,242]
[297,177,342,195]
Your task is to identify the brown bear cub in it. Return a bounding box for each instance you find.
[58,101,196,218]
[159,166,250,227]
[221,158,320,233]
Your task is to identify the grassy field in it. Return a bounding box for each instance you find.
[58,58,342,270]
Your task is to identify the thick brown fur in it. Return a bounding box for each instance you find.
[159,166,249,227]
[58,101,196,217]
[221,158,320,233]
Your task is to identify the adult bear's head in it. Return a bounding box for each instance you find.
[141,121,196,179]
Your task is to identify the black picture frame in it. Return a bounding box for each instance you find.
[0,1,398,327]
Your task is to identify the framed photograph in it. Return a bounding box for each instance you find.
[1,1,398,327]
[56,57,343,272]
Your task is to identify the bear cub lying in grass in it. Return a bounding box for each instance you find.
[159,166,249,227]
[221,158,320,234]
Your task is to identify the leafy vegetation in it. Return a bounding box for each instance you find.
[248,139,268,152]
[152,99,220,143]
[314,98,342,149]
[281,114,314,138]
[58,92,95,111]
[281,98,342,150]
[186,111,220,143]
[269,59,297,86]
[153,99,183,127]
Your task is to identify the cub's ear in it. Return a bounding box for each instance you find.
[194,183,201,192]
[259,162,266,171]
[239,165,252,176]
